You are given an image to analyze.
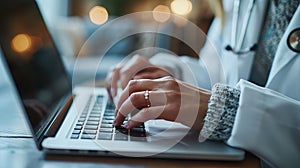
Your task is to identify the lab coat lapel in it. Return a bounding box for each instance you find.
[266,6,300,86]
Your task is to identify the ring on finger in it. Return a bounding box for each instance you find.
[144,90,151,107]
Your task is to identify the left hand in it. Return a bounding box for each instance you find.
[105,55,172,98]
[114,76,211,131]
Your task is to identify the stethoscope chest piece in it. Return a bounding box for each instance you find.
[287,28,300,53]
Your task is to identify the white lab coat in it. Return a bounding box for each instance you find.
[150,0,300,167]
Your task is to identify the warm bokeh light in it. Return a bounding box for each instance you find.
[89,6,109,25]
[171,0,192,16]
[11,34,32,53]
[153,5,171,23]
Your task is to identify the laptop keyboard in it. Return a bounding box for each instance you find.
[70,96,147,141]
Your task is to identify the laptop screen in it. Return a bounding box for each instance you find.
[0,1,71,135]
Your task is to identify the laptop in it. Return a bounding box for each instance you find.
[0,0,244,160]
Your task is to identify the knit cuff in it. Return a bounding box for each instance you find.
[199,83,240,142]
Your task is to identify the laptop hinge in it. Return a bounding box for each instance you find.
[44,95,74,137]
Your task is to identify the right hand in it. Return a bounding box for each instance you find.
[105,55,172,98]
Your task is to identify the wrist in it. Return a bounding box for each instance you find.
[191,90,211,131]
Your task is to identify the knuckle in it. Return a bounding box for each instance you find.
[163,76,174,80]
[133,54,142,61]
[112,66,120,72]
[119,68,127,75]
[130,92,140,101]
[120,69,135,79]
[128,79,138,88]
[166,78,178,88]
[129,92,141,108]
[119,69,129,78]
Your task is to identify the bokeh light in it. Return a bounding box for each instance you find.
[171,0,192,16]
[11,34,32,53]
[153,5,171,23]
[89,6,109,25]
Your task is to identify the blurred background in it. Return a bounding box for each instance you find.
[37,0,214,58]
[36,0,214,83]
[0,0,214,85]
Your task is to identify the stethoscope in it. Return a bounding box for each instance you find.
[225,0,257,55]
[226,0,300,54]
[288,28,300,53]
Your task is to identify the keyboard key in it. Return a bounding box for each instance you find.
[98,133,112,140]
[130,128,146,137]
[103,116,115,120]
[130,132,147,141]
[101,124,113,128]
[84,125,98,130]
[105,109,114,113]
[115,132,128,141]
[81,134,96,139]
[115,126,129,134]
[89,114,101,118]
[99,128,113,132]
[130,136,147,142]
[88,117,100,122]
[78,118,86,122]
[90,111,102,115]
[91,109,102,112]
[104,113,114,117]
[76,121,84,126]
[136,124,145,128]
[82,130,97,135]
[101,120,113,124]
[86,121,99,125]
[72,130,81,134]
[74,125,82,130]
[71,134,79,139]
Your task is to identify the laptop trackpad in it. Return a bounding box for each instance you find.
[145,120,198,143]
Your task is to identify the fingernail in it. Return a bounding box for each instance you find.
[124,123,129,129]
[114,120,121,126]
[114,116,120,126]
[124,121,132,129]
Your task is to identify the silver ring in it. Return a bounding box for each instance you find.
[144,90,151,107]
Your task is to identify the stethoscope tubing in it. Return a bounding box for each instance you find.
[231,0,256,51]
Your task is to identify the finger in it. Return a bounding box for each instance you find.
[124,106,164,129]
[115,91,147,126]
[110,68,121,97]
[105,73,114,99]
[117,78,167,109]
[114,109,126,126]
[115,91,167,125]
[116,79,151,109]
[119,55,152,88]
[114,96,138,126]
[119,71,132,89]
[134,72,159,79]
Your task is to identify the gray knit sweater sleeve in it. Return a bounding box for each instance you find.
[199,83,241,142]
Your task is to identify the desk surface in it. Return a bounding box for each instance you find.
[0,137,259,168]
[0,64,260,168]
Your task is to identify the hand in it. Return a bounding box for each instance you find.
[105,55,172,98]
[114,76,211,131]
